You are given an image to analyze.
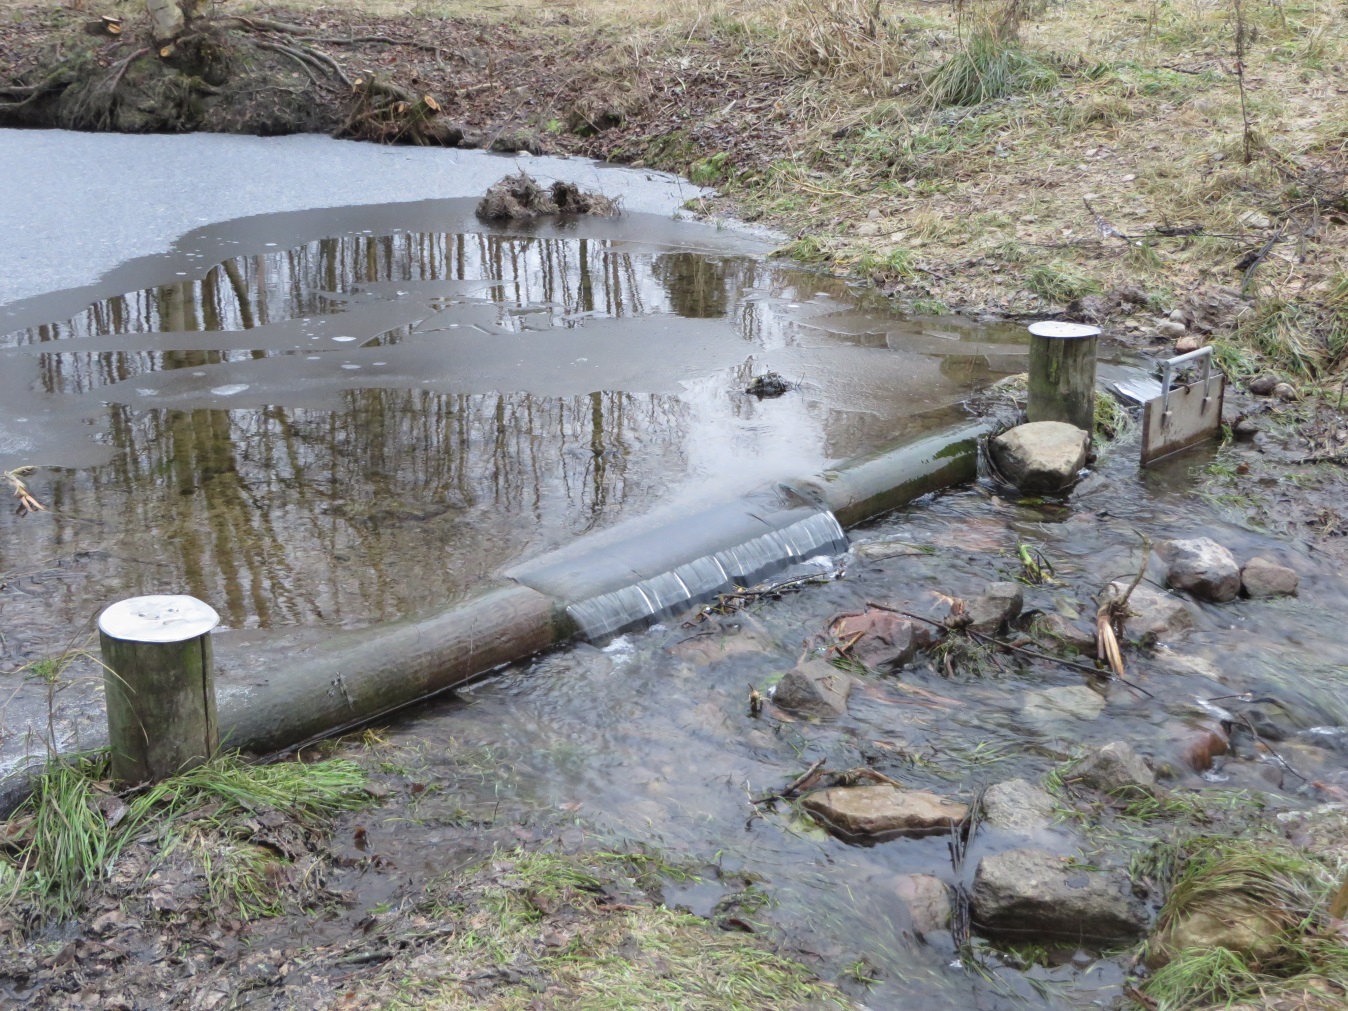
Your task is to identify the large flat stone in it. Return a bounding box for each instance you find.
[990,422,1089,495]
[971,847,1147,942]
[1023,685,1105,722]
[802,785,968,838]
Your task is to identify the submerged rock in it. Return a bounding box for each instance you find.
[1035,613,1098,653]
[990,422,1089,495]
[966,582,1024,636]
[1241,556,1299,598]
[1156,537,1241,602]
[971,848,1147,942]
[1105,581,1195,642]
[893,874,952,936]
[802,785,968,838]
[981,779,1058,835]
[1069,740,1155,793]
[1023,685,1106,722]
[827,609,935,669]
[772,659,853,718]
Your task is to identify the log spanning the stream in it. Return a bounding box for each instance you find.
[98,595,220,785]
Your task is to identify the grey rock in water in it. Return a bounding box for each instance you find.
[1035,613,1098,653]
[981,779,1058,835]
[892,874,952,936]
[772,659,853,718]
[1023,685,1105,722]
[1105,581,1195,642]
[990,422,1090,495]
[1247,373,1279,395]
[1241,556,1299,598]
[971,848,1147,942]
[802,785,968,838]
[966,582,1024,635]
[1155,537,1242,603]
[1069,741,1155,793]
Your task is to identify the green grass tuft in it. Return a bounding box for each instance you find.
[0,752,368,922]
[1024,260,1101,303]
[1140,837,1347,1011]
[924,31,1059,108]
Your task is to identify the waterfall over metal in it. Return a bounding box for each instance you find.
[507,493,848,640]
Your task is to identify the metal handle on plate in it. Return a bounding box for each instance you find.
[1160,346,1214,418]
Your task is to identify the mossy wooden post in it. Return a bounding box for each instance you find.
[1026,321,1101,434]
[98,595,220,785]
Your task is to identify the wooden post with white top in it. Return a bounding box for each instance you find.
[1026,321,1101,434]
[98,594,220,785]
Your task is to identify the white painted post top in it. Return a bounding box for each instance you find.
[1027,322,1102,339]
[99,595,220,643]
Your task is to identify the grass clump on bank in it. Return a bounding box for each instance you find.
[1139,837,1348,1011]
[372,847,847,1010]
[0,751,369,923]
[1214,278,1348,382]
[923,30,1058,108]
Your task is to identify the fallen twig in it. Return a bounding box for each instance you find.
[1237,226,1285,295]
[751,758,826,806]
[895,610,1155,698]
[4,468,45,518]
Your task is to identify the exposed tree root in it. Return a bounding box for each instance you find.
[0,12,460,144]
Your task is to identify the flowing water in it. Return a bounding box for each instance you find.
[311,439,1348,1010]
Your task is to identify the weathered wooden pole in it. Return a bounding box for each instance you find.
[98,594,220,785]
[1026,321,1101,433]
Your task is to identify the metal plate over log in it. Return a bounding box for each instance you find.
[1141,347,1224,466]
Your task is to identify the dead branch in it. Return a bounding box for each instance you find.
[1237,226,1285,295]
[4,468,46,518]
[895,609,1155,697]
[751,758,826,806]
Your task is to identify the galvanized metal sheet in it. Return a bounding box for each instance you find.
[1111,377,1164,405]
[1141,376,1225,466]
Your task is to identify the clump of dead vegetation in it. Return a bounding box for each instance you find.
[476,172,620,221]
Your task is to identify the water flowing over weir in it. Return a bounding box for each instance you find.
[508,494,848,639]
